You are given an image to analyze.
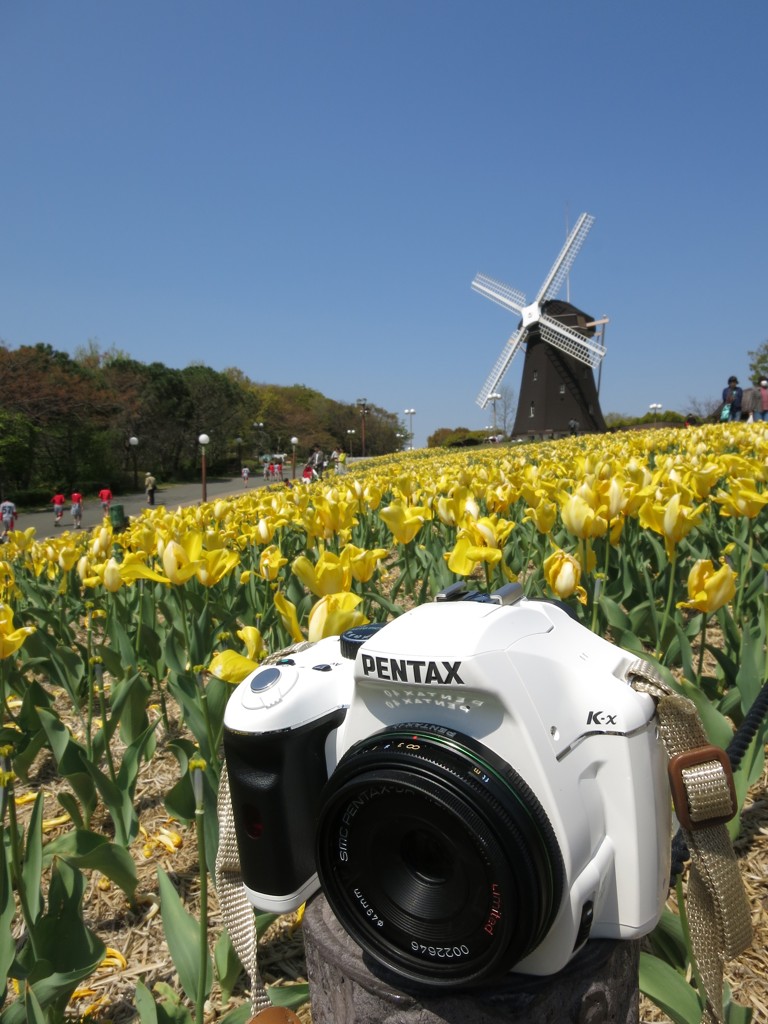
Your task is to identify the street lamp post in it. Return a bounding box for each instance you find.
[235,436,243,469]
[128,436,139,490]
[395,432,404,450]
[488,392,502,437]
[649,403,662,426]
[253,422,265,459]
[291,436,298,479]
[198,434,210,502]
[356,398,369,457]
[346,428,356,455]
[404,408,416,449]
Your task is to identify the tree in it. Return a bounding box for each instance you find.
[748,339,768,384]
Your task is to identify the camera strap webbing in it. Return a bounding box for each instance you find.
[216,763,273,1015]
[626,658,753,1024]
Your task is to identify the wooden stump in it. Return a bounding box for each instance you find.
[303,895,640,1024]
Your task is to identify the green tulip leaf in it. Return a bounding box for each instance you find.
[157,868,212,1004]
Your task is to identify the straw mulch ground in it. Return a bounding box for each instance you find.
[10,696,768,1024]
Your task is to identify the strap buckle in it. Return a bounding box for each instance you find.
[667,744,737,831]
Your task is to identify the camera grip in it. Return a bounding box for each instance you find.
[223,710,346,905]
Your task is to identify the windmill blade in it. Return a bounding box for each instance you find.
[476,328,527,408]
[536,212,595,304]
[538,314,606,369]
[471,273,526,316]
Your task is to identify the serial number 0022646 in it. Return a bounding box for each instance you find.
[411,942,471,960]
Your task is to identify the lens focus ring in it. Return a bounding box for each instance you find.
[316,725,564,989]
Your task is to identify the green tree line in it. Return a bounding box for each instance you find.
[0,341,404,500]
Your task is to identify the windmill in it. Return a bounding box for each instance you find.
[473,212,608,436]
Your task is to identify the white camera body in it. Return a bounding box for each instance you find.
[223,585,670,986]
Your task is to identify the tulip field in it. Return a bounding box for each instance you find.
[0,421,767,1022]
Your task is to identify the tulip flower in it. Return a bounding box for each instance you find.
[308,592,368,642]
[638,492,708,558]
[292,551,351,596]
[379,502,432,544]
[713,480,768,519]
[543,549,587,604]
[523,498,557,536]
[273,591,304,643]
[207,649,260,684]
[0,604,36,658]
[445,535,502,576]
[237,626,265,662]
[560,492,608,540]
[677,559,737,614]
[162,539,204,585]
[258,544,288,582]
[195,548,240,588]
[342,544,390,584]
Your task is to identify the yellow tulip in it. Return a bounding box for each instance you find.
[292,551,351,596]
[273,591,304,643]
[638,492,707,557]
[162,540,203,585]
[100,557,124,593]
[237,626,265,662]
[308,593,368,642]
[560,492,608,540]
[208,649,259,684]
[379,502,432,544]
[0,603,36,658]
[445,535,502,576]
[677,559,737,614]
[713,480,768,519]
[195,548,240,587]
[435,487,472,528]
[342,544,390,584]
[523,498,557,535]
[118,552,170,585]
[543,549,587,604]
[258,544,288,582]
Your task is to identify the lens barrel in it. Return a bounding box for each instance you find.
[316,724,564,988]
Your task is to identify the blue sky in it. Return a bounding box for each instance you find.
[2,2,766,448]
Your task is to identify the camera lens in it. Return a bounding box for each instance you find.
[316,724,564,988]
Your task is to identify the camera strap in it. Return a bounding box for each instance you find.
[216,763,273,1015]
[626,658,753,1024]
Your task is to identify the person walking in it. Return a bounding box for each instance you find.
[70,488,83,529]
[145,472,157,506]
[721,376,743,422]
[241,465,251,488]
[52,491,66,526]
[98,486,113,513]
[308,445,325,479]
[0,497,17,539]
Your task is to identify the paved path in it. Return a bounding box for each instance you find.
[13,475,273,540]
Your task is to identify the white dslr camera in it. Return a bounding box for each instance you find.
[223,583,671,989]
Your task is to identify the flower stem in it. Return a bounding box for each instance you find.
[656,551,678,660]
[696,614,708,685]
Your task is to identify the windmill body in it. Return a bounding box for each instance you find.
[473,212,608,436]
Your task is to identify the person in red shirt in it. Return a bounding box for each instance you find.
[70,490,83,529]
[52,492,66,525]
[98,487,112,513]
